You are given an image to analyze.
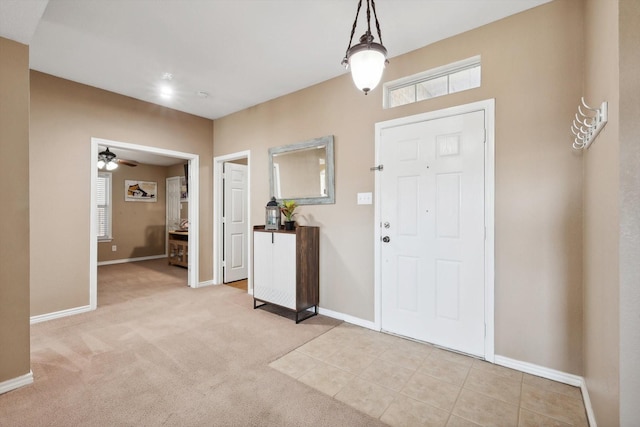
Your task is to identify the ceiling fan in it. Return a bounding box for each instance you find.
[97,147,138,170]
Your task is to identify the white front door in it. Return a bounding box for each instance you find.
[223,162,249,282]
[380,110,486,357]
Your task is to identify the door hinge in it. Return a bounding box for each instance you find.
[222,260,226,268]
[222,216,226,223]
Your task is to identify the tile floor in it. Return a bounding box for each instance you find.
[270,323,589,427]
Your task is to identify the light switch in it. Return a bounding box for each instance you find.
[357,192,373,205]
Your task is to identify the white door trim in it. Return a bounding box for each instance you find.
[90,138,200,310]
[213,150,251,291]
[374,99,495,362]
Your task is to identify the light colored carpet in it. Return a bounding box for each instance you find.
[0,260,386,426]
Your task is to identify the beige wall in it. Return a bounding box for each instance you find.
[214,0,584,373]
[583,0,640,424]
[618,1,640,423]
[0,37,31,383]
[97,164,170,262]
[29,71,213,316]
[582,0,621,425]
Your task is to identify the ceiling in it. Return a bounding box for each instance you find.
[2,0,551,122]
[98,146,186,167]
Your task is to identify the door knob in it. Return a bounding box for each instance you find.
[382,236,390,243]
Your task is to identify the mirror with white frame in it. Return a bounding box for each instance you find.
[269,135,335,205]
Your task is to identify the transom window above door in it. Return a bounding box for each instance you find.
[383,56,481,109]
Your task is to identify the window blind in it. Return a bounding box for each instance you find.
[97,173,111,239]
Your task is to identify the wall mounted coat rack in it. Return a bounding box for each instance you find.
[571,97,608,150]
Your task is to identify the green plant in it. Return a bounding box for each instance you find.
[280,200,298,222]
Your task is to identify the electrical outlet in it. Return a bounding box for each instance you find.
[111,245,117,252]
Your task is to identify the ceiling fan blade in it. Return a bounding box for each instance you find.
[117,159,138,167]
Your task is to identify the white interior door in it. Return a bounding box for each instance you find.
[380,110,486,357]
[166,176,181,232]
[223,162,248,282]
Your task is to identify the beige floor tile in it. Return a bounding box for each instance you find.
[323,347,376,374]
[452,388,519,427]
[268,350,318,379]
[381,395,449,427]
[520,384,588,426]
[523,373,583,400]
[270,322,588,427]
[335,378,397,419]
[329,323,377,341]
[472,359,523,383]
[349,339,394,359]
[446,415,483,427]
[463,368,521,405]
[295,334,343,360]
[430,347,476,367]
[325,326,392,352]
[419,355,472,386]
[359,358,416,391]
[518,408,573,427]
[379,340,433,370]
[401,371,461,411]
[297,362,354,396]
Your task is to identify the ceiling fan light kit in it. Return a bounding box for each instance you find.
[97,147,138,170]
[342,0,389,95]
[97,147,118,170]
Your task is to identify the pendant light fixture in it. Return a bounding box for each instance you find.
[341,0,389,95]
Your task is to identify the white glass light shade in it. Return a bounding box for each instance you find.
[97,159,106,169]
[347,43,387,94]
[106,161,118,171]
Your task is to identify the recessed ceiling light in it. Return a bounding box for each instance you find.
[160,85,173,99]
[162,72,173,80]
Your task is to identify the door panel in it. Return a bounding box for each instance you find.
[223,162,248,282]
[166,177,181,231]
[380,110,486,357]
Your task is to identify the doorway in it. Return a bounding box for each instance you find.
[374,99,495,361]
[213,151,251,291]
[90,137,200,310]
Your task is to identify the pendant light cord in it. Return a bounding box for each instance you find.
[342,0,385,64]
[343,0,363,62]
[370,0,384,46]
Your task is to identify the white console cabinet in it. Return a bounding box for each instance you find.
[253,226,319,323]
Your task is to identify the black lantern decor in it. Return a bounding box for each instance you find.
[265,197,281,231]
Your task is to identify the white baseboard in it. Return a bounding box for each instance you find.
[97,254,166,266]
[195,279,216,288]
[317,307,376,330]
[30,305,93,325]
[580,379,598,427]
[0,371,33,395]
[495,355,597,427]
